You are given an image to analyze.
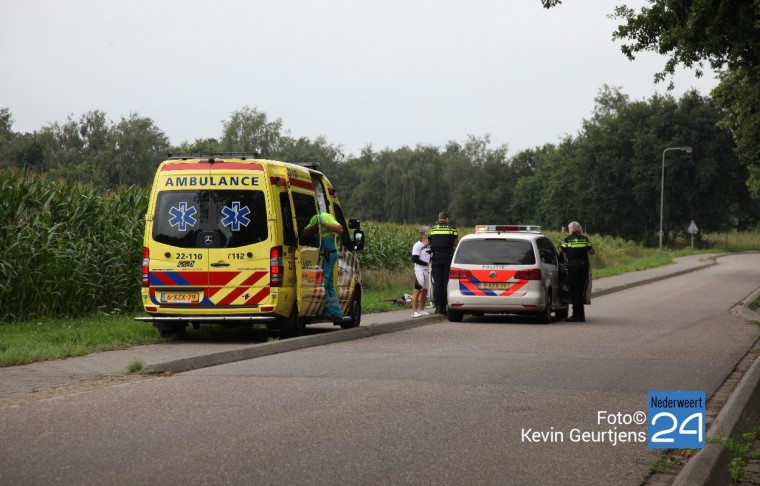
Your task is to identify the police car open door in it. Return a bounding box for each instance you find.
[558,262,592,305]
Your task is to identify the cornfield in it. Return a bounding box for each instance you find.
[0,170,148,321]
[358,221,425,269]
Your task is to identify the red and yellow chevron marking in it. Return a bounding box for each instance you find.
[302,284,325,316]
[299,250,360,317]
[149,270,270,307]
[150,255,361,315]
[207,271,269,305]
[298,267,324,317]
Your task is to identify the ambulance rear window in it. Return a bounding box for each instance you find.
[153,190,268,248]
[454,239,536,265]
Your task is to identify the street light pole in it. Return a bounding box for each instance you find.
[659,146,693,253]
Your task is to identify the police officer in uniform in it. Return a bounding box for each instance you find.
[428,211,459,315]
[559,221,595,322]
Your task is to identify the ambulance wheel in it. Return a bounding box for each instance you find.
[157,324,186,338]
[276,305,304,337]
[341,287,361,329]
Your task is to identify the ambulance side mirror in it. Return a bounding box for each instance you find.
[347,219,364,250]
[353,229,365,251]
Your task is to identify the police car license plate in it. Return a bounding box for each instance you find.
[480,282,510,290]
[161,292,200,303]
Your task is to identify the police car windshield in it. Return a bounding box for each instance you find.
[454,239,536,265]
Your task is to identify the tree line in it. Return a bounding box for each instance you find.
[1,86,758,246]
[543,0,760,200]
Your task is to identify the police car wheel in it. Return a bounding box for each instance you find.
[536,291,552,324]
[447,309,463,322]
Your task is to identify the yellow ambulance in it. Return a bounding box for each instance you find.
[135,154,365,337]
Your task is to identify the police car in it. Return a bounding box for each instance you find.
[446,225,569,323]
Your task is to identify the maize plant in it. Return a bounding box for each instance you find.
[0,169,148,322]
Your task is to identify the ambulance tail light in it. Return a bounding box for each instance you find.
[270,246,284,287]
[449,267,472,280]
[515,268,542,280]
[142,247,150,287]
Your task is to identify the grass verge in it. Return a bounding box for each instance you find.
[0,274,417,367]
[0,314,162,367]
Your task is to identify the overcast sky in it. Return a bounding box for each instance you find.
[1,0,717,157]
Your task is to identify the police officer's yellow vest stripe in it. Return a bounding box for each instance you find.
[562,240,591,248]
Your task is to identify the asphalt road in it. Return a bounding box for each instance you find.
[1,253,759,485]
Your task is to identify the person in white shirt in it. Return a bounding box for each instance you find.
[411,226,431,318]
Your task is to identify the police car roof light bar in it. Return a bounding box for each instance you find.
[475,224,542,233]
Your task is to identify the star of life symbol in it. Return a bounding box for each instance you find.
[168,202,198,232]
[221,202,251,231]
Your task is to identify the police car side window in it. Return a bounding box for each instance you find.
[537,238,557,265]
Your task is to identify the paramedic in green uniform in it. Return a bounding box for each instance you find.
[305,212,344,321]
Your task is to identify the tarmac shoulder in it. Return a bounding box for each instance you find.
[668,285,760,485]
[592,253,720,297]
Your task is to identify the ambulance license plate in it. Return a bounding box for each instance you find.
[480,282,510,290]
[161,292,200,303]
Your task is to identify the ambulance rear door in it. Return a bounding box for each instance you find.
[204,167,272,310]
